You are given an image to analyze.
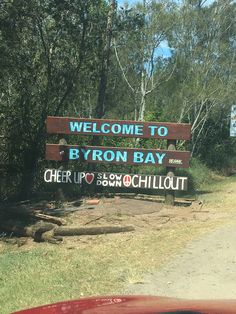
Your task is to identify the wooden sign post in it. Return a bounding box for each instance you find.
[165,140,177,205]
[45,116,191,205]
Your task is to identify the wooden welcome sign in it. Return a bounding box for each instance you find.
[46,144,190,168]
[47,116,191,140]
[45,116,191,199]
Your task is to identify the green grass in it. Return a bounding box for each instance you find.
[0,221,223,314]
[0,245,103,313]
[198,174,236,211]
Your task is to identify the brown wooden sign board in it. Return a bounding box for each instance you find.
[44,169,188,191]
[45,144,190,168]
[46,116,191,140]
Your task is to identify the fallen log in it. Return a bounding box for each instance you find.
[41,230,63,244]
[30,222,58,242]
[1,221,135,243]
[1,221,61,243]
[54,225,135,236]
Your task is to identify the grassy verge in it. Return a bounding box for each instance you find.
[0,220,223,314]
[197,173,236,211]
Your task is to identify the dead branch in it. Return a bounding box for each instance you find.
[84,215,106,225]
[33,213,66,226]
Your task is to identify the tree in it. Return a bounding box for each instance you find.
[166,0,236,157]
[0,0,108,198]
[113,0,176,123]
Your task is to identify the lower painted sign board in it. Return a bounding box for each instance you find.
[45,144,190,168]
[44,169,188,191]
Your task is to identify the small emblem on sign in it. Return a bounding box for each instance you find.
[123,175,131,187]
[85,173,94,184]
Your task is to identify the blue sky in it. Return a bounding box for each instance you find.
[117,0,137,5]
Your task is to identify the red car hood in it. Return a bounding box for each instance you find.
[12,295,236,314]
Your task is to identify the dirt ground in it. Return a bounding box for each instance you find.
[52,195,228,232]
[47,196,227,229]
[125,219,236,299]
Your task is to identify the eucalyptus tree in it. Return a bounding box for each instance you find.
[168,0,236,157]
[113,0,176,123]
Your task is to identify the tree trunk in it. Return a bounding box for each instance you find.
[19,145,39,199]
[94,0,116,119]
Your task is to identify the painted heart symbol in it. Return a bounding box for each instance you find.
[85,173,94,184]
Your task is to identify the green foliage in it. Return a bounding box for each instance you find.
[0,0,108,198]
[197,112,236,171]
[187,158,217,190]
